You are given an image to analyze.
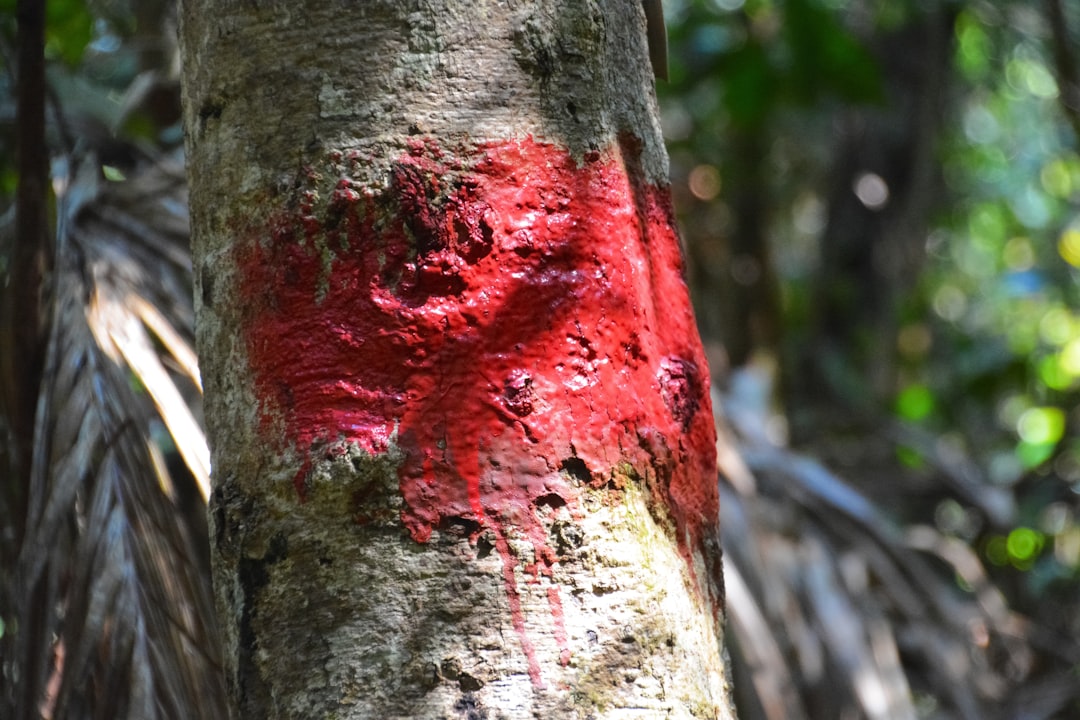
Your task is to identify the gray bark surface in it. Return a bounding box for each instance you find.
[180,2,735,717]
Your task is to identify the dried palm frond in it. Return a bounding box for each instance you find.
[718,400,1080,720]
[2,149,225,719]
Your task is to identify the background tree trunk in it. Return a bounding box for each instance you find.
[798,6,956,416]
[180,1,734,718]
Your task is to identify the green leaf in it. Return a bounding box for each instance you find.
[895,444,925,469]
[896,384,935,421]
[1016,440,1056,469]
[955,10,991,81]
[782,0,883,105]
[45,0,94,67]
[721,42,777,128]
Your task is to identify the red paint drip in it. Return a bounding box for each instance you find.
[235,136,719,681]
[546,585,571,667]
[493,530,543,686]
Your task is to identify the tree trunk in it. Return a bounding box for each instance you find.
[800,7,955,414]
[179,2,734,718]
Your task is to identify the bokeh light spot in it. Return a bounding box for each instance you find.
[897,324,932,358]
[1002,236,1035,270]
[933,285,967,322]
[896,384,935,421]
[1038,307,1073,346]
[1059,339,1080,376]
[688,164,722,201]
[1041,158,1073,198]
[1038,355,1073,391]
[1006,527,1045,564]
[1058,229,1080,267]
[853,172,889,210]
[1016,406,1065,445]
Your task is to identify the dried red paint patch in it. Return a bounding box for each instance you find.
[236,136,719,674]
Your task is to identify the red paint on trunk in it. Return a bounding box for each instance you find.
[235,136,718,679]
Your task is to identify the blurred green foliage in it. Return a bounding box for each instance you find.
[660,0,1080,624]
[922,3,1080,574]
[0,0,92,66]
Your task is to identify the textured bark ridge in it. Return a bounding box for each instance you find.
[236,133,721,674]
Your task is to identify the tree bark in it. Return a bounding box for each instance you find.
[179,2,734,718]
